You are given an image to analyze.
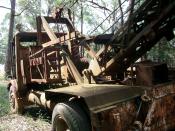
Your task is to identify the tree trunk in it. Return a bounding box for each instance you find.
[5,0,16,78]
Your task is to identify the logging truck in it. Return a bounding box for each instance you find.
[8,0,175,130]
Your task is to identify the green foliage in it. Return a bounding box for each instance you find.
[0,37,7,64]
[147,38,175,67]
[54,0,62,5]
[0,14,10,64]
[0,0,174,65]
[17,0,42,29]
[0,82,9,117]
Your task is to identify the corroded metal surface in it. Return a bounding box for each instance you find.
[143,82,175,130]
[91,82,175,131]
[45,84,145,113]
[143,95,175,131]
[94,100,138,131]
[136,61,169,86]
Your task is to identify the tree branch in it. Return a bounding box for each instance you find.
[14,1,31,16]
[118,0,124,26]
[86,0,111,12]
[0,6,11,10]
[14,7,28,16]
[0,3,29,16]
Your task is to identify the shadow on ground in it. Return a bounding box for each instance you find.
[24,106,52,123]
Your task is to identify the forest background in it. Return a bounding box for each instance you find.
[0,0,175,78]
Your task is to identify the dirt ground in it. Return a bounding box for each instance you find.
[0,81,52,131]
[0,107,52,131]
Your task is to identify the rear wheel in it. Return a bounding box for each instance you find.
[52,102,91,131]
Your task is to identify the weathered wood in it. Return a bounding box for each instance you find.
[30,57,43,66]
[41,17,57,41]
[43,50,49,80]
[95,45,112,59]
[82,43,102,76]
[44,17,74,32]
[64,55,83,84]
[36,65,44,79]
[42,31,77,48]
[15,36,23,90]
[88,58,102,76]
[29,49,44,58]
[83,44,97,58]
[36,17,42,45]
[47,51,57,56]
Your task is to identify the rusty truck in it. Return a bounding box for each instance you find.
[7,0,175,130]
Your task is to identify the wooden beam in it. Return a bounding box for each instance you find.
[64,55,83,84]
[15,36,23,90]
[43,17,75,32]
[88,58,102,76]
[81,40,102,76]
[83,44,97,58]
[41,17,57,41]
[95,45,112,59]
[36,17,42,45]
[29,48,44,58]
[42,32,77,48]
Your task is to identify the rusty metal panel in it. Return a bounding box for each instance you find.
[91,82,175,131]
[143,82,175,130]
[169,68,175,80]
[93,100,138,131]
[136,61,168,86]
[143,95,175,131]
[45,84,145,113]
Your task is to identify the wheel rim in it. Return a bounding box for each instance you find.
[54,115,70,131]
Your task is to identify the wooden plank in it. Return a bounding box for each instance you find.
[42,32,77,48]
[67,40,72,53]
[23,55,31,83]
[41,17,57,41]
[36,17,42,45]
[15,36,23,90]
[88,58,102,76]
[31,78,62,83]
[36,65,44,79]
[95,45,112,59]
[31,79,47,83]
[64,55,83,84]
[20,60,25,82]
[47,51,57,56]
[29,48,44,58]
[95,45,105,58]
[30,57,43,66]
[44,17,75,32]
[83,44,97,58]
[82,43,102,76]
[43,50,49,80]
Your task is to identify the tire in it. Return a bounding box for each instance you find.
[9,86,24,114]
[52,102,91,131]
